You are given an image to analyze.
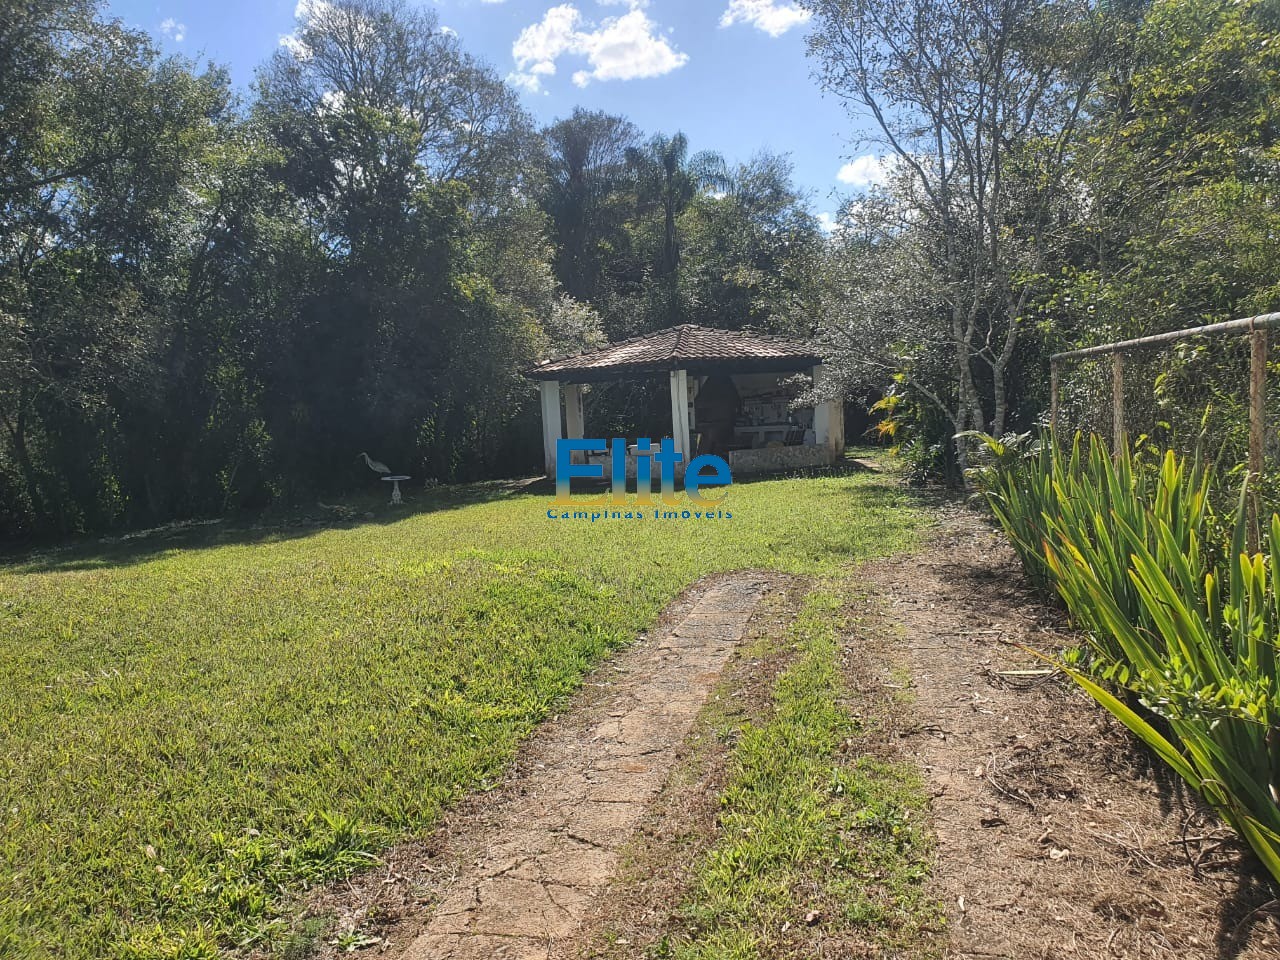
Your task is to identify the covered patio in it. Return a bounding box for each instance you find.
[526,324,845,480]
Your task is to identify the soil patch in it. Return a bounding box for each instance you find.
[864,505,1280,960]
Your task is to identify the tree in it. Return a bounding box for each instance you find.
[679,152,824,332]
[255,0,548,487]
[627,133,729,281]
[543,108,641,304]
[258,0,539,211]
[0,3,241,532]
[1042,0,1280,453]
[804,0,1106,471]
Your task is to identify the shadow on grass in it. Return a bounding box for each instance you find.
[4,457,897,575]
[3,477,549,574]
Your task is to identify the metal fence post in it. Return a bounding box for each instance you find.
[1050,362,1060,436]
[1249,328,1267,553]
[1111,353,1125,457]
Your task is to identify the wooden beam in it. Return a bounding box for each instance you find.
[564,384,585,464]
[1053,311,1280,363]
[669,369,691,464]
[1050,362,1060,436]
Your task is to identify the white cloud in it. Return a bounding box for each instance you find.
[278,0,330,56]
[294,0,329,20]
[508,71,545,94]
[159,17,186,43]
[719,0,810,37]
[511,3,687,92]
[816,211,840,235]
[837,154,897,189]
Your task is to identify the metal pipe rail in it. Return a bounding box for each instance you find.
[1050,311,1280,550]
[1051,312,1280,363]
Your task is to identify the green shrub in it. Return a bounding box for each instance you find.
[974,433,1280,885]
[971,431,1216,667]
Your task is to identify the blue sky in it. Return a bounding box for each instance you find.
[105,0,882,224]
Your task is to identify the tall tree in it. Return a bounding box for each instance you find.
[543,108,641,303]
[1045,0,1280,451]
[255,0,547,486]
[0,2,240,532]
[804,0,1106,470]
[679,152,824,332]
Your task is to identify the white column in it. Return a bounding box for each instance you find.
[813,365,830,445]
[669,368,691,463]
[539,380,562,477]
[564,383,586,464]
[812,364,844,455]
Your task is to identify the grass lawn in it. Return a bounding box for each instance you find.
[0,469,924,959]
[665,584,940,958]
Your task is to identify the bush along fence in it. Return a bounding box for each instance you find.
[972,432,1280,885]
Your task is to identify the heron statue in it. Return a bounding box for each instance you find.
[357,452,410,505]
[357,452,391,475]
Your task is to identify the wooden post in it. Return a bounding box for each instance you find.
[1049,362,1060,436]
[564,383,585,464]
[1111,353,1125,457]
[1249,329,1267,553]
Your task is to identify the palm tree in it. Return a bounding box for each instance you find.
[543,109,640,302]
[626,133,729,280]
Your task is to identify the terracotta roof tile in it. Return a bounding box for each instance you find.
[527,324,822,382]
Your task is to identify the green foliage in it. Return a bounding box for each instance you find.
[970,431,1218,655]
[0,1,828,541]
[809,0,1280,478]
[0,471,925,958]
[1040,0,1280,457]
[975,433,1280,885]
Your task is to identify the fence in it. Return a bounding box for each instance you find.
[1050,311,1280,550]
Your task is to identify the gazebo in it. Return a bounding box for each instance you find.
[526,324,845,480]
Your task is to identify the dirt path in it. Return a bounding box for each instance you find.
[284,504,1280,959]
[390,574,772,960]
[866,507,1279,960]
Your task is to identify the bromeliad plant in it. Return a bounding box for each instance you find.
[963,430,1060,596]
[974,433,1280,885]
[1047,511,1280,882]
[971,431,1217,666]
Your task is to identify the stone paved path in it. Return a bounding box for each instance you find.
[397,575,769,960]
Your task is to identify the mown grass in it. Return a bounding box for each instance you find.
[659,584,941,959]
[0,471,924,959]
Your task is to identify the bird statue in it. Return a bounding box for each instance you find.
[357,452,391,475]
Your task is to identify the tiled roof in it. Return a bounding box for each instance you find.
[526,324,822,382]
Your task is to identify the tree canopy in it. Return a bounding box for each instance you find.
[0,0,824,539]
[3,0,1275,535]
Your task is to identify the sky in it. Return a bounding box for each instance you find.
[104,0,885,226]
